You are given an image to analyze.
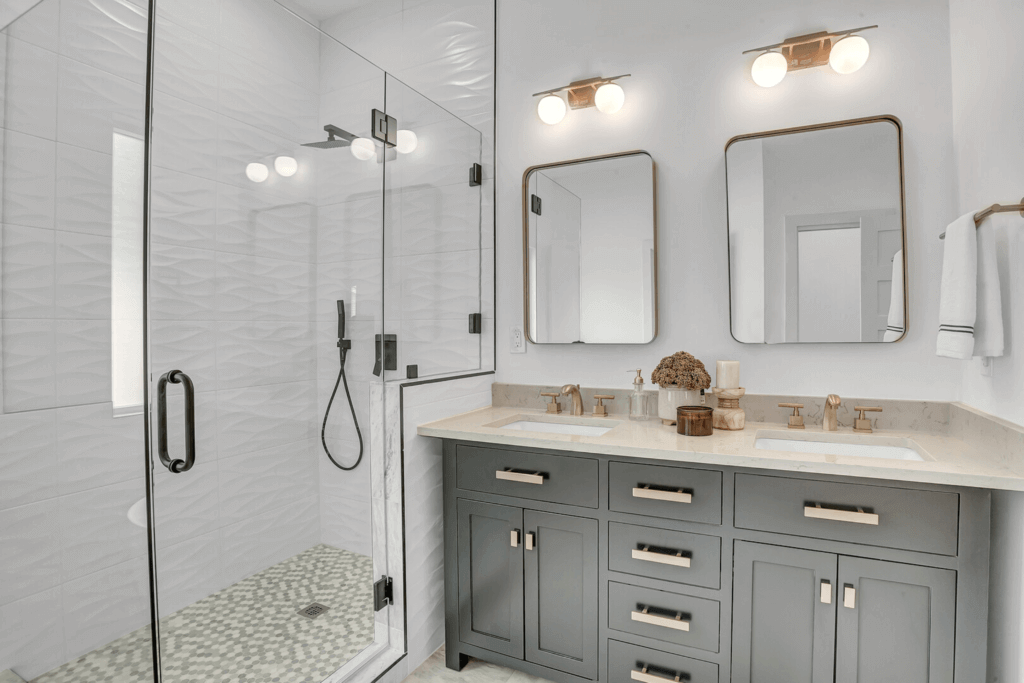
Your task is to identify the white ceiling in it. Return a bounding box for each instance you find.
[277,0,369,22]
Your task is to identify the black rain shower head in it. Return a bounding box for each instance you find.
[302,124,356,149]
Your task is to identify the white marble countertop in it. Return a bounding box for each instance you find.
[417,405,1024,492]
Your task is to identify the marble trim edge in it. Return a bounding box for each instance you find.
[492,383,952,433]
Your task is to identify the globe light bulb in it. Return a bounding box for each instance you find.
[537,94,566,125]
[274,156,298,177]
[751,51,788,87]
[396,129,418,154]
[594,82,625,114]
[350,137,376,161]
[829,35,870,74]
[245,162,269,183]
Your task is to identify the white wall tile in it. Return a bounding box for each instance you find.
[155,530,222,616]
[2,319,56,411]
[0,500,62,607]
[215,321,316,389]
[0,587,66,681]
[215,252,313,322]
[2,130,56,229]
[151,91,219,179]
[55,404,144,496]
[149,320,217,388]
[3,36,58,139]
[0,410,58,510]
[58,0,147,84]
[149,166,217,250]
[61,557,149,660]
[153,16,218,110]
[55,143,113,236]
[217,439,316,526]
[216,381,316,458]
[56,56,144,153]
[59,478,147,581]
[54,318,110,405]
[148,243,217,321]
[55,231,110,319]
[3,0,59,52]
[2,223,54,319]
[152,460,220,546]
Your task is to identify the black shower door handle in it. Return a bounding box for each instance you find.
[157,369,197,474]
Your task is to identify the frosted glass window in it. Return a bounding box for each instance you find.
[111,131,145,416]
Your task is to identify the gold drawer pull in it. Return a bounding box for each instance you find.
[631,666,684,683]
[632,545,691,568]
[633,484,692,504]
[496,469,544,485]
[631,606,690,632]
[804,503,879,526]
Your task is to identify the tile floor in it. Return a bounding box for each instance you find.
[403,648,552,683]
[30,544,375,683]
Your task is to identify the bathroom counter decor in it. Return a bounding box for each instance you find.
[712,386,746,430]
[652,351,712,425]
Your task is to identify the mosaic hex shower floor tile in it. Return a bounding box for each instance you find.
[31,545,376,683]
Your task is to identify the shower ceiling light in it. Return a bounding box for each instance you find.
[743,25,877,87]
[533,74,630,125]
[396,130,418,154]
[246,162,269,183]
[350,137,376,161]
[274,156,298,177]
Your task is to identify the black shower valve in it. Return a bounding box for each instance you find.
[338,339,352,350]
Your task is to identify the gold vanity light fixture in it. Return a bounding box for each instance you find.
[532,74,630,125]
[744,25,877,87]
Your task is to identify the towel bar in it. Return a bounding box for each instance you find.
[939,197,1024,239]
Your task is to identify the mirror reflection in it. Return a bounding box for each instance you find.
[726,118,907,344]
[524,152,657,344]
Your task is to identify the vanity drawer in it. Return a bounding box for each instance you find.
[609,462,722,525]
[734,474,959,556]
[455,445,599,508]
[608,581,720,653]
[608,522,721,589]
[608,639,718,683]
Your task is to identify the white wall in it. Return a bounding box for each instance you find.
[495,0,961,402]
[948,1,1024,681]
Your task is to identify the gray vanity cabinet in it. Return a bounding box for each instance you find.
[524,510,599,678]
[442,440,990,683]
[457,499,525,658]
[731,542,837,683]
[455,498,599,677]
[835,557,955,683]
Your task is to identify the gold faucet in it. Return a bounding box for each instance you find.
[561,384,584,416]
[823,394,841,431]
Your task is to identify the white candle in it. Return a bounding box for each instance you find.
[716,360,740,389]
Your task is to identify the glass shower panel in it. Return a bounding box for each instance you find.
[0,0,153,682]
[147,1,390,681]
[383,74,484,381]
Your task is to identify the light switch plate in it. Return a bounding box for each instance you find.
[510,326,526,354]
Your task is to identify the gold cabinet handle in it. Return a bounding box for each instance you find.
[633,484,692,504]
[631,666,685,683]
[820,579,832,604]
[525,532,535,551]
[510,529,520,548]
[844,584,857,609]
[631,606,690,632]
[496,469,544,485]
[632,545,691,568]
[804,503,879,526]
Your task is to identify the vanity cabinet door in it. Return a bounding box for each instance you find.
[524,510,599,679]
[732,541,837,683]
[835,557,955,683]
[457,499,524,658]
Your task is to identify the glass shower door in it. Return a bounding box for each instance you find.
[146,1,393,681]
[382,75,484,381]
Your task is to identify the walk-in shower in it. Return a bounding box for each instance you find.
[0,0,489,681]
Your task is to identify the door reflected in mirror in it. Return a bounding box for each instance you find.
[726,117,907,344]
[523,151,657,344]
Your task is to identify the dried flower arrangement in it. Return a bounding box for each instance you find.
[651,351,712,391]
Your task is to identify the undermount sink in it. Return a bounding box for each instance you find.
[487,415,618,437]
[754,430,927,461]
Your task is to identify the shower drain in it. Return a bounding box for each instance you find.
[297,602,330,620]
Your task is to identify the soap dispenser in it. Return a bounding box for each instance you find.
[628,369,650,421]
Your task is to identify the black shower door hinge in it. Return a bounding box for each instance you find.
[531,194,542,215]
[469,163,483,186]
[468,313,482,334]
[374,576,393,611]
[371,109,397,147]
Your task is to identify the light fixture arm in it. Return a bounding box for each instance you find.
[741,25,877,55]
[531,74,631,98]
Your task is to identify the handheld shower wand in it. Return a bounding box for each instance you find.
[322,300,363,471]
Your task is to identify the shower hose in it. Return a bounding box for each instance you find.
[321,339,363,471]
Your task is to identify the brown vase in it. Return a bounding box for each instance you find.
[676,405,713,436]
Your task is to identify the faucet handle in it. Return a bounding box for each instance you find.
[779,403,805,430]
[593,395,615,417]
[853,406,882,433]
[540,392,562,414]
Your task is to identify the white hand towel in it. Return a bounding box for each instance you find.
[883,250,904,342]
[937,213,977,358]
[973,218,1005,357]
